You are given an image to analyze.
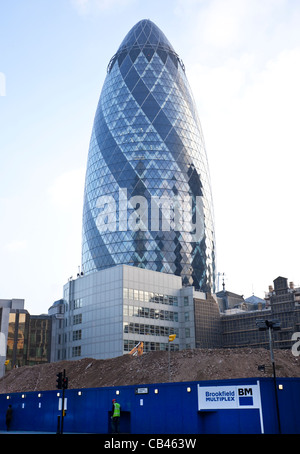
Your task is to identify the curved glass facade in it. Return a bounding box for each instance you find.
[82,19,216,291]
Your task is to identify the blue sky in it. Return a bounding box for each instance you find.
[1,0,300,314]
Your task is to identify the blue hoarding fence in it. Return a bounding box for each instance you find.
[0,377,299,434]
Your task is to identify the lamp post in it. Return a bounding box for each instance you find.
[168,334,176,382]
[256,319,281,434]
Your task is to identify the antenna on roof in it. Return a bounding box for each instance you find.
[217,272,225,292]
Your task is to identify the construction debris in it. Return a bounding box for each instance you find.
[0,348,299,394]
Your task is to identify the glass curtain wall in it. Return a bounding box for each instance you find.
[82,19,216,292]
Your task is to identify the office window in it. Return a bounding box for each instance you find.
[73,330,82,341]
[72,346,81,357]
[73,314,82,325]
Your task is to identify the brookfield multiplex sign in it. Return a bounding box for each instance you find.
[198,381,264,433]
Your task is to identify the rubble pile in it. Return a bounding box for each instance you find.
[0,348,299,394]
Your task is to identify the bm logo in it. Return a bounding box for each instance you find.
[238,387,253,406]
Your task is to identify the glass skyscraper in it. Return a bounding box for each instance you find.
[82,19,216,292]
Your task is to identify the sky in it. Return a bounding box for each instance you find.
[0,0,300,315]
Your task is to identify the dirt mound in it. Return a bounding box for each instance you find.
[0,348,299,394]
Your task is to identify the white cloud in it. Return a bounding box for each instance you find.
[47,168,85,212]
[5,240,28,252]
[200,0,249,49]
[189,46,300,214]
[176,0,300,295]
[176,0,297,66]
[71,0,88,14]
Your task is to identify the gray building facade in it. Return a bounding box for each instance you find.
[49,265,202,362]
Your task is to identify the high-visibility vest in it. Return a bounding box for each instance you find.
[113,402,121,417]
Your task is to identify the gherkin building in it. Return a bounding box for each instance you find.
[82,19,216,292]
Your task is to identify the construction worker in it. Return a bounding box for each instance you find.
[6,405,13,431]
[111,398,121,434]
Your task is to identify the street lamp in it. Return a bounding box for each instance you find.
[256,319,281,434]
[168,334,176,382]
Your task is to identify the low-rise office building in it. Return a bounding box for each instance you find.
[0,299,51,377]
[48,265,198,362]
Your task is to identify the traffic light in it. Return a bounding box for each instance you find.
[62,376,68,390]
[56,372,63,389]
